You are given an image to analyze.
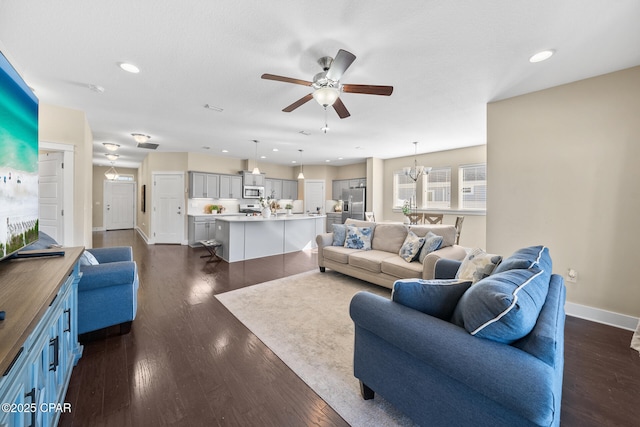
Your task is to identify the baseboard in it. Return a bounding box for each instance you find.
[135,227,151,244]
[92,227,106,231]
[565,302,639,331]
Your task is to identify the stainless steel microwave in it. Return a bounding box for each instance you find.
[243,185,264,199]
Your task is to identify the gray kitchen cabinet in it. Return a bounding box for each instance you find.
[188,216,217,246]
[242,171,265,187]
[281,179,298,199]
[265,178,283,199]
[220,174,242,199]
[189,172,220,198]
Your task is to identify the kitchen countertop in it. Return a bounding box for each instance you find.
[215,214,325,222]
[188,213,246,217]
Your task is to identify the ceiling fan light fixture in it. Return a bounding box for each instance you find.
[313,87,340,107]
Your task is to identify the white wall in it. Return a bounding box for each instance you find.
[487,66,640,319]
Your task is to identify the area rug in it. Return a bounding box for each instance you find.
[215,270,417,427]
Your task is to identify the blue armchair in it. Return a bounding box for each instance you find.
[349,246,566,427]
[78,246,139,335]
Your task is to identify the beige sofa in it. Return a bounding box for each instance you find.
[316,219,467,289]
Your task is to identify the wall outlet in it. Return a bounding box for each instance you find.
[566,268,578,283]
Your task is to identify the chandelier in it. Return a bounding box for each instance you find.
[403,141,431,182]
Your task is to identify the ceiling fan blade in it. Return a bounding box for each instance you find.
[333,97,351,119]
[325,49,356,81]
[342,84,394,96]
[261,73,312,86]
[283,93,314,112]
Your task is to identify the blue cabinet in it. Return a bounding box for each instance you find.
[0,248,83,427]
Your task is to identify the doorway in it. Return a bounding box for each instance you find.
[152,172,185,244]
[104,181,136,230]
[38,152,64,242]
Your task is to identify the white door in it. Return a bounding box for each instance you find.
[38,152,64,243]
[104,181,135,230]
[153,173,184,244]
[304,179,325,214]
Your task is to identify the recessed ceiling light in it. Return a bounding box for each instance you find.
[119,62,140,73]
[529,50,555,63]
[272,148,279,152]
[338,157,343,160]
[291,160,297,164]
[260,155,266,159]
[325,159,331,163]
[221,149,229,153]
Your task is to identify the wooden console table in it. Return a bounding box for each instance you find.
[0,247,84,427]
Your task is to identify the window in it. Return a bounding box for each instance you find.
[459,164,486,210]
[393,167,451,209]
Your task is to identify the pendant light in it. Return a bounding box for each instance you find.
[252,140,261,175]
[104,162,119,180]
[297,149,305,179]
[403,141,431,182]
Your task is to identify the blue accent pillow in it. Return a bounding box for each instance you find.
[392,278,473,320]
[332,224,347,246]
[492,245,551,275]
[418,231,443,263]
[344,225,372,250]
[398,230,425,262]
[451,267,550,343]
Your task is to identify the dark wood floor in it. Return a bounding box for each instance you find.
[59,229,640,426]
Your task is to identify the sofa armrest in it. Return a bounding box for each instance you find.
[421,244,467,279]
[434,258,462,279]
[315,233,334,267]
[79,261,137,292]
[350,292,558,425]
[87,246,133,263]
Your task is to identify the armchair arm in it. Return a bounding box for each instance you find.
[421,244,467,279]
[350,292,557,426]
[79,261,137,292]
[87,246,133,263]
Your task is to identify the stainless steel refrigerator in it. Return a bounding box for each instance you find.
[341,187,366,222]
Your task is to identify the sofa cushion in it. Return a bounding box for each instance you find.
[399,230,425,262]
[452,267,550,344]
[409,224,456,247]
[344,225,373,250]
[418,231,443,264]
[332,224,347,246]
[392,278,473,320]
[323,246,360,264]
[492,245,551,275]
[349,250,397,273]
[371,224,408,253]
[455,248,502,284]
[79,250,99,266]
[381,256,424,278]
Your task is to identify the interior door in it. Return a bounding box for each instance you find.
[304,179,325,215]
[104,181,135,230]
[153,173,184,244]
[38,152,64,243]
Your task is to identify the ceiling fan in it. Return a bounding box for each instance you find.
[261,49,393,119]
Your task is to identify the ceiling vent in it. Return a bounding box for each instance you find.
[137,142,159,150]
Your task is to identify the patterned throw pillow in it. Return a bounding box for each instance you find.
[418,231,443,263]
[398,230,425,262]
[455,248,502,284]
[332,224,347,246]
[344,225,372,250]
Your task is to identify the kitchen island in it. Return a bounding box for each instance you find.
[214,214,325,262]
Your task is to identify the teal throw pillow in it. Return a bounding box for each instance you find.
[344,225,372,250]
[399,230,425,262]
[451,267,550,343]
[392,278,473,320]
[455,248,502,284]
[332,224,347,246]
[418,231,443,263]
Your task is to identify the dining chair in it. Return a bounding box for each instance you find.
[423,213,444,224]
[454,216,465,245]
[365,212,376,222]
[405,213,422,225]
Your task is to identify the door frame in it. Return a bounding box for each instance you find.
[151,171,186,245]
[39,141,74,245]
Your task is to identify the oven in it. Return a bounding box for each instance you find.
[243,185,264,199]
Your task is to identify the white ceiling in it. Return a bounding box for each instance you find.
[1,1,639,169]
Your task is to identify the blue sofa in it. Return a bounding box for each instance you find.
[25,233,139,335]
[349,246,566,427]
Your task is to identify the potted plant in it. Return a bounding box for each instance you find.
[285,203,293,216]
